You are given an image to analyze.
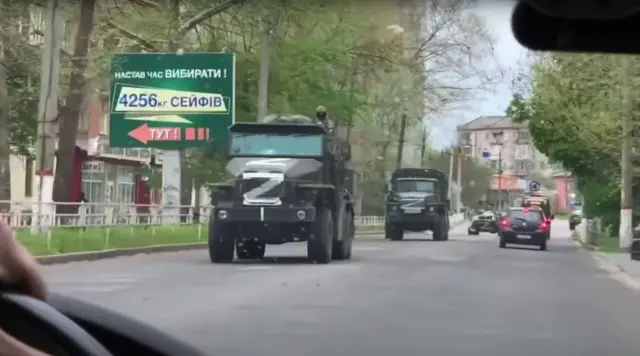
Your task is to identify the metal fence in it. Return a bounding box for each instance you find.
[0,201,390,230]
[584,218,609,246]
[0,201,465,230]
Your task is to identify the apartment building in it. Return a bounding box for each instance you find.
[456,115,553,209]
[457,116,552,177]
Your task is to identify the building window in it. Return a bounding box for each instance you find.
[116,166,135,205]
[490,160,499,170]
[515,159,534,174]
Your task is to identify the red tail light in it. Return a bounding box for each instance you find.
[500,218,510,229]
[539,221,549,230]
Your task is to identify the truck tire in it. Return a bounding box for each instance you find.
[388,224,404,241]
[236,240,266,259]
[208,220,235,263]
[308,207,334,264]
[569,222,575,231]
[432,219,447,241]
[332,212,354,260]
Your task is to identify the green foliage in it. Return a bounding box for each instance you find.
[505,53,640,226]
[424,148,492,208]
[2,3,40,156]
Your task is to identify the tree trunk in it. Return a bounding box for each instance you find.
[52,0,96,214]
[0,2,10,212]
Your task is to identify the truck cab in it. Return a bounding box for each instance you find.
[384,168,450,241]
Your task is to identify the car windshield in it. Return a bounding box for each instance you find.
[230,133,323,157]
[508,209,544,222]
[394,179,437,193]
[15,2,640,356]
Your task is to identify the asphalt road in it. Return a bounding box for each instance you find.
[43,222,640,356]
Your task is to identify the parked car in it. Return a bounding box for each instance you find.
[468,210,500,235]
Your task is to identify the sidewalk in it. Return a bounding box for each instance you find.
[591,251,640,291]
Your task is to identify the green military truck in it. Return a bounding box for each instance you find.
[384,168,450,241]
[208,115,355,264]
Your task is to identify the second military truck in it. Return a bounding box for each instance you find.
[384,168,450,241]
[208,115,355,264]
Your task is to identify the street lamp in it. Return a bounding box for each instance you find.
[492,131,505,209]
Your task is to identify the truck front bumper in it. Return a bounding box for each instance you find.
[213,205,316,223]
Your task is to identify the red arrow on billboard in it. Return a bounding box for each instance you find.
[128,123,151,144]
[128,123,181,144]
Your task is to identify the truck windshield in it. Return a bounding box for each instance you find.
[394,179,437,193]
[230,133,323,157]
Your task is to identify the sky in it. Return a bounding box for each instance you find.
[427,2,528,149]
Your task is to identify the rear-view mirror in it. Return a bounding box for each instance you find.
[511,1,640,54]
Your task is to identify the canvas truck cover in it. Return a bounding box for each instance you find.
[390,168,449,202]
[229,121,327,135]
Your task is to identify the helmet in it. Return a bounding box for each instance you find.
[316,105,327,113]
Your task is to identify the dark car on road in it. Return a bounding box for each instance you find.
[468,210,499,235]
[498,207,550,250]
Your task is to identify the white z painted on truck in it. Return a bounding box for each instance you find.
[242,159,287,205]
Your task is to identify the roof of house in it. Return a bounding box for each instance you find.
[457,116,527,132]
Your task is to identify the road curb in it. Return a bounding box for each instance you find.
[36,230,385,265]
[589,251,640,291]
[35,218,466,265]
[573,237,640,292]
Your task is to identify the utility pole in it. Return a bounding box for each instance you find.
[256,8,272,122]
[456,148,462,212]
[498,148,503,210]
[447,149,454,202]
[420,125,427,167]
[34,0,65,233]
[620,55,633,251]
[492,131,505,210]
[395,112,407,169]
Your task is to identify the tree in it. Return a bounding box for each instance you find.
[424,148,492,208]
[505,53,640,230]
[52,0,97,213]
[0,2,43,207]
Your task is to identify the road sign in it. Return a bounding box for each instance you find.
[482,149,490,158]
[529,180,540,192]
[109,53,235,149]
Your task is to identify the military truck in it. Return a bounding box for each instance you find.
[208,115,355,264]
[384,168,450,241]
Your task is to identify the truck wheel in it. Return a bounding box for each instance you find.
[208,221,235,263]
[332,212,354,260]
[308,207,334,264]
[236,240,266,259]
[432,219,446,241]
[388,225,404,241]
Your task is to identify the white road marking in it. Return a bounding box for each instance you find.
[240,266,273,271]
